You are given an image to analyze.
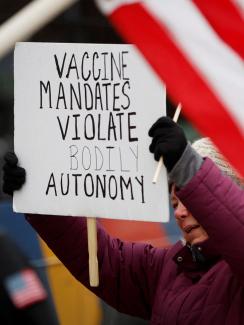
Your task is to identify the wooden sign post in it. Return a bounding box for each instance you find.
[87,217,99,287]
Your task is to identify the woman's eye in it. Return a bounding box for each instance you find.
[171,201,178,209]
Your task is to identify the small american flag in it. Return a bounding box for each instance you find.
[4,268,47,309]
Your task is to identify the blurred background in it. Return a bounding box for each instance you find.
[0,1,200,324]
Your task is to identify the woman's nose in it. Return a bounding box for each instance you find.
[174,202,188,220]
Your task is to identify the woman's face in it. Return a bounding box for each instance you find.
[171,186,209,245]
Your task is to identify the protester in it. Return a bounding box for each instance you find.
[0,229,59,325]
[2,116,244,324]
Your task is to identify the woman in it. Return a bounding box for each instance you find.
[3,117,244,324]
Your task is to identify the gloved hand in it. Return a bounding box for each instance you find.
[148,117,187,172]
[2,152,26,196]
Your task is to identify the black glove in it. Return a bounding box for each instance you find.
[2,152,26,196]
[148,117,187,172]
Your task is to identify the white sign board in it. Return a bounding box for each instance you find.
[14,42,169,222]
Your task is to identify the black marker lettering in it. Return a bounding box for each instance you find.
[102,82,111,110]
[84,114,95,140]
[61,173,69,195]
[120,176,134,200]
[128,112,138,142]
[46,173,57,196]
[56,82,67,109]
[119,147,129,172]
[72,173,82,196]
[84,83,93,110]
[70,83,82,110]
[96,174,106,198]
[40,81,52,108]
[108,175,117,200]
[122,51,129,80]
[66,54,79,79]
[72,114,81,140]
[135,176,145,203]
[98,114,106,140]
[81,52,91,81]
[121,81,130,109]
[69,144,78,170]
[54,52,67,78]
[111,52,121,80]
[106,146,115,171]
[130,145,139,171]
[84,173,94,197]
[101,52,109,80]
[95,83,103,110]
[113,83,120,111]
[95,146,104,170]
[82,146,91,170]
[108,113,117,141]
[92,52,101,80]
[57,115,70,140]
[116,112,124,140]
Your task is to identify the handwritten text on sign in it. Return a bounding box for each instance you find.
[14,42,169,222]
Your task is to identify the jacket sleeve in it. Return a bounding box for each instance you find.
[177,158,244,284]
[0,231,59,325]
[26,214,166,319]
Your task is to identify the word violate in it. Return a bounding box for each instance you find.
[56,112,138,142]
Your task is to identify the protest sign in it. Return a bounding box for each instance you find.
[14,42,169,222]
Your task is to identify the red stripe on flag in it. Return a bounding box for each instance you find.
[109,3,244,176]
[193,0,244,59]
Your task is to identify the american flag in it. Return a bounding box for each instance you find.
[96,0,244,177]
[4,268,47,309]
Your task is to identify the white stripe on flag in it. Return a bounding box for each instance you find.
[231,0,244,15]
[143,0,244,136]
[96,0,140,15]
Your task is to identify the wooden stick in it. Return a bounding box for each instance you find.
[87,217,99,287]
[152,104,182,184]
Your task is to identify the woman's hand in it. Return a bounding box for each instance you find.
[2,152,26,196]
[148,116,187,172]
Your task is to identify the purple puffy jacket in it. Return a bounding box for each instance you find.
[27,158,244,325]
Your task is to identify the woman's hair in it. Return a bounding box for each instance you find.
[192,137,244,188]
